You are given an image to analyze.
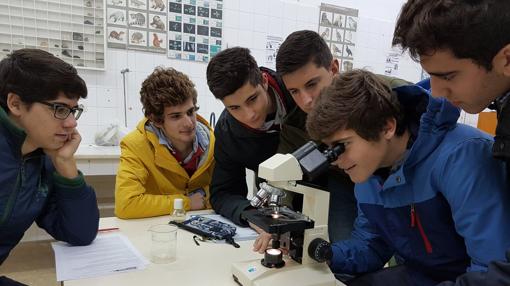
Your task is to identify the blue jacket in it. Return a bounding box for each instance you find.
[0,107,99,264]
[330,83,510,285]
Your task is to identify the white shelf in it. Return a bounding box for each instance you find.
[1,0,106,70]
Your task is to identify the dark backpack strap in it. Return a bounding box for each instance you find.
[225,236,240,248]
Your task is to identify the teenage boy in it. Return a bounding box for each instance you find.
[392,1,510,284]
[306,69,510,286]
[0,49,99,285]
[275,30,357,243]
[115,67,215,219]
[206,47,294,226]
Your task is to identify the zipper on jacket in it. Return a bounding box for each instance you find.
[0,162,24,226]
[410,203,433,254]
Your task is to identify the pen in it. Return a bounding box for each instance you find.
[113,266,137,272]
[98,227,120,232]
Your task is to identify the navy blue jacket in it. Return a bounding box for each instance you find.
[0,107,99,265]
[330,83,510,285]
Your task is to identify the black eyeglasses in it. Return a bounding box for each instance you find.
[38,101,84,120]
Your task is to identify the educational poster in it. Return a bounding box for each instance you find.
[319,3,358,72]
[384,49,402,76]
[167,0,223,63]
[265,35,282,70]
[107,0,167,53]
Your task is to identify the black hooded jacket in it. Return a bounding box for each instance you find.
[209,67,295,225]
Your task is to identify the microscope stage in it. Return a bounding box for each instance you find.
[242,208,314,234]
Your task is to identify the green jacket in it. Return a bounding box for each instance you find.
[277,106,310,154]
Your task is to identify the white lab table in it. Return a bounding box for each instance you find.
[63,215,344,286]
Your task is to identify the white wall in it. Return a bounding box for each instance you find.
[77,49,226,144]
[79,0,471,145]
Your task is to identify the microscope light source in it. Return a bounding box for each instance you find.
[261,248,285,268]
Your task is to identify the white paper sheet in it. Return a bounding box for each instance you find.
[52,233,149,281]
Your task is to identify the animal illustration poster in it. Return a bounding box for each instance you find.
[167,0,223,63]
[384,48,402,76]
[319,3,358,72]
[265,35,282,70]
[107,0,167,53]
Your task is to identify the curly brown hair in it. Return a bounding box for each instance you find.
[140,67,197,123]
[306,69,404,141]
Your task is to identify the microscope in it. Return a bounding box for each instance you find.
[232,142,345,286]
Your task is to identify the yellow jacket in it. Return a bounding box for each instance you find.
[115,116,215,219]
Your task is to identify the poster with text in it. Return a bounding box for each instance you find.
[167,0,223,63]
[319,3,358,72]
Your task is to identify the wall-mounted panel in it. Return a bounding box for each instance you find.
[0,0,106,70]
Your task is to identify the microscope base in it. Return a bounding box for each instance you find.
[232,258,337,286]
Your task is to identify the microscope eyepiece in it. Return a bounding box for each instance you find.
[323,142,345,162]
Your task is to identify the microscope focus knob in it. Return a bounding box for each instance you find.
[308,238,332,263]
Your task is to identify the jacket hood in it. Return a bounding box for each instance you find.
[393,83,461,171]
[136,114,215,178]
